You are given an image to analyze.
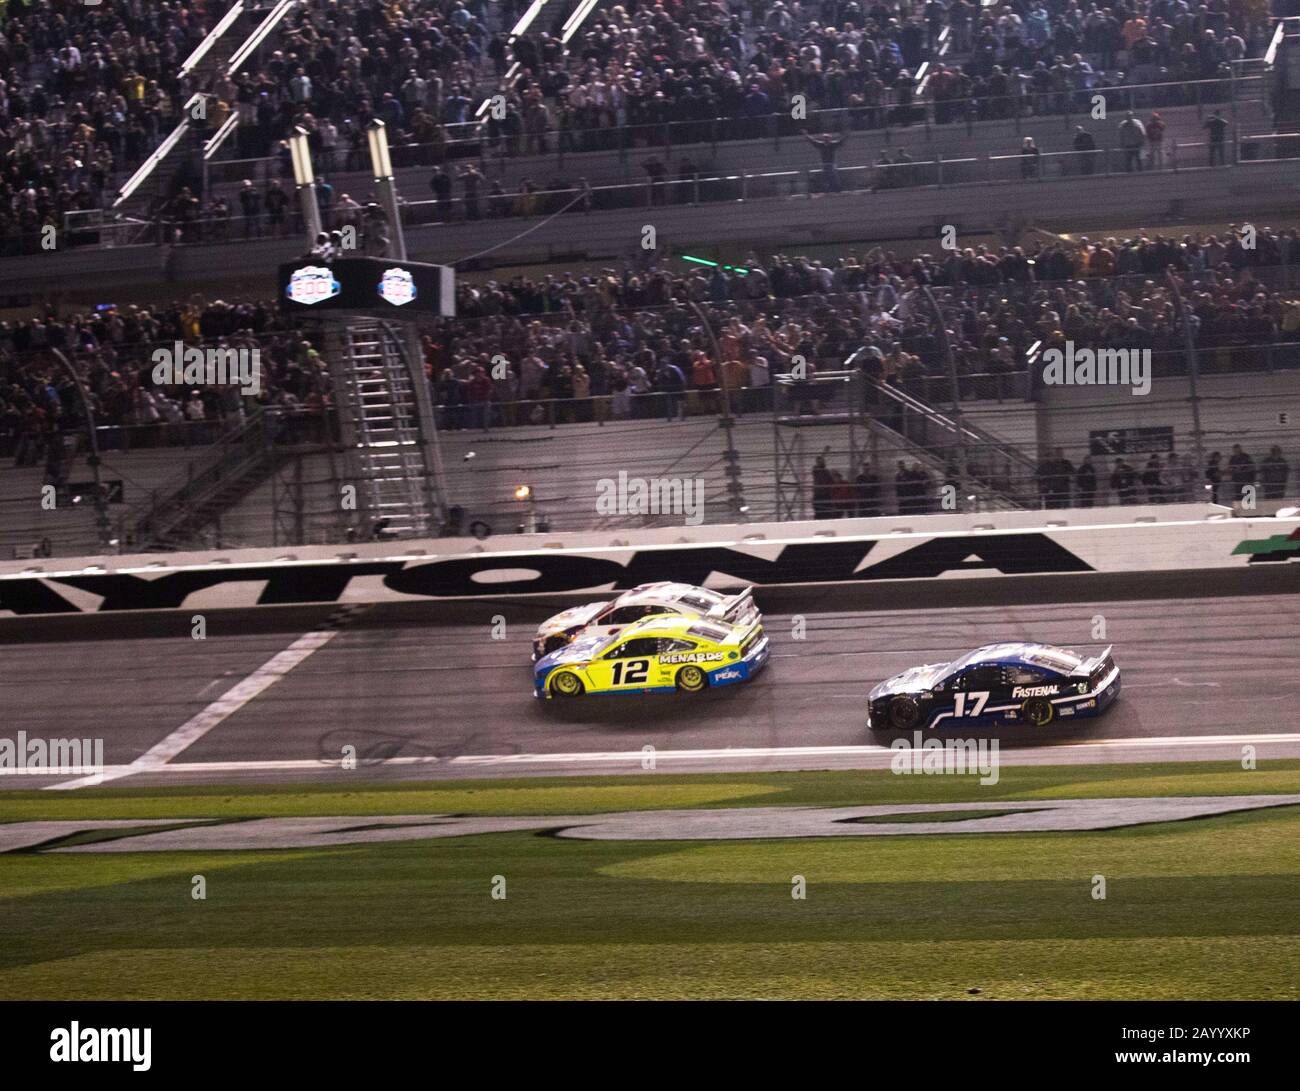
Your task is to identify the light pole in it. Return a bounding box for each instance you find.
[923,285,967,507]
[364,125,449,528]
[367,119,405,259]
[49,348,113,553]
[287,126,323,241]
[687,300,745,519]
[1165,270,1207,494]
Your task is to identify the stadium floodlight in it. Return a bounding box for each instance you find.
[474,0,554,118]
[367,120,394,181]
[288,127,314,187]
[366,119,406,258]
[509,0,549,40]
[560,0,600,43]
[287,126,322,242]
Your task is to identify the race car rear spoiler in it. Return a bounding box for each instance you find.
[707,586,756,622]
[1072,645,1114,676]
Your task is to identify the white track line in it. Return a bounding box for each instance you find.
[19,732,1300,784]
[45,630,340,789]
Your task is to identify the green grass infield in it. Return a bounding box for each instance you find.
[1,760,1298,1000]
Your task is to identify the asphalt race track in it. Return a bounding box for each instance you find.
[2,568,1298,788]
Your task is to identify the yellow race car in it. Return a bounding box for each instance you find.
[534,613,769,698]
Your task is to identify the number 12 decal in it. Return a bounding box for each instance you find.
[953,691,990,717]
[611,659,651,685]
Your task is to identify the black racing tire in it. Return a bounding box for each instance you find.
[676,665,709,693]
[888,696,920,730]
[1022,696,1055,726]
[548,670,585,698]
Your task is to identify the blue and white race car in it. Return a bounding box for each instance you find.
[867,642,1121,731]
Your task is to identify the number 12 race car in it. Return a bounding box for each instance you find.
[534,614,769,698]
[867,642,1120,731]
[532,582,761,660]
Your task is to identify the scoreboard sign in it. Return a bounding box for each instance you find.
[278,257,454,317]
[1089,426,1175,456]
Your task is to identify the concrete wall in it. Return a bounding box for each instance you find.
[4,504,1295,617]
[1038,370,1300,467]
[205,97,1270,206]
[16,155,1298,299]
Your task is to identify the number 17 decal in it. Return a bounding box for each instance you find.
[953,691,990,717]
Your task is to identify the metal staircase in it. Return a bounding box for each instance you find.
[771,368,1038,515]
[124,408,292,549]
[866,379,1038,509]
[332,322,444,538]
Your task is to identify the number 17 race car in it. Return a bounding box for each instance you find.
[534,614,769,698]
[867,642,1120,732]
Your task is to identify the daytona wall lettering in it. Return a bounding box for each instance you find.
[0,534,1094,616]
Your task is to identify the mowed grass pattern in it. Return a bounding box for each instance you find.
[1,762,1298,999]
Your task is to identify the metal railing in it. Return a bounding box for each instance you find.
[121,406,306,548]
[116,72,1266,210]
[53,127,1300,253]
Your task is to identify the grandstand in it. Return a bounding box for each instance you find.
[2,1,1300,557]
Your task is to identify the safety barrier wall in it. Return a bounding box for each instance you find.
[10,155,1299,296]
[1,504,1296,617]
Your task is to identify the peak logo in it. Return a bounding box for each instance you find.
[50,1023,151,1072]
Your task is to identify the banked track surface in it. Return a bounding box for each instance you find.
[1,570,1298,787]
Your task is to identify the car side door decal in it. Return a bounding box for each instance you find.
[952,690,990,717]
[609,659,652,685]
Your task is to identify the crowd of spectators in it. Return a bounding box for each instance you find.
[1034,440,1290,507]
[437,225,1300,420]
[806,436,1292,518]
[4,226,1299,485]
[0,0,231,249]
[0,298,330,469]
[475,0,1272,161]
[2,0,1279,253]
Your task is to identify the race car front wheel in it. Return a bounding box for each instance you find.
[1022,697,1055,726]
[888,697,920,730]
[676,665,708,693]
[548,671,585,698]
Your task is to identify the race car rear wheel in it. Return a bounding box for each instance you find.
[548,670,585,698]
[676,665,709,693]
[888,696,920,730]
[1022,696,1055,726]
